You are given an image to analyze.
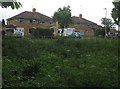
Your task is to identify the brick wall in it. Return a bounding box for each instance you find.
[69,25,94,37]
[7,19,52,35]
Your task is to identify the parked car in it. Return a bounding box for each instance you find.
[13,27,24,37]
[112,33,120,38]
[68,32,81,38]
[58,28,81,38]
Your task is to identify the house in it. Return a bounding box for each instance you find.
[108,27,118,36]
[54,14,102,37]
[69,14,103,37]
[2,25,16,36]
[7,8,54,35]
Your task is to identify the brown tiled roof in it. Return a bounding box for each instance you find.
[7,11,52,21]
[72,16,97,25]
[72,16,103,30]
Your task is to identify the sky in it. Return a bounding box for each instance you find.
[0,0,114,25]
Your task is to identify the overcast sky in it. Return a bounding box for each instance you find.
[0,0,114,25]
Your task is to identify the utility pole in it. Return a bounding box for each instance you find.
[104,8,107,39]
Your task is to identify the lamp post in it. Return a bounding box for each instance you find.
[104,8,107,39]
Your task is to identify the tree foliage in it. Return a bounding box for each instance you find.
[53,6,72,29]
[101,18,113,34]
[0,0,22,9]
[101,18,113,27]
[111,1,120,25]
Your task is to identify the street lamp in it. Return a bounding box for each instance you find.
[104,8,107,39]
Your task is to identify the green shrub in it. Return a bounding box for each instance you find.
[22,63,41,78]
[94,29,105,37]
[5,28,14,37]
[30,28,54,38]
[2,38,40,60]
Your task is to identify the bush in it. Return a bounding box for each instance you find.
[2,38,40,60]
[22,63,41,78]
[30,28,54,38]
[94,29,105,37]
[2,30,5,36]
[5,28,14,37]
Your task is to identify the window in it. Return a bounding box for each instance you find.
[19,19,24,23]
[33,19,36,23]
[39,20,45,24]
[50,21,53,25]
[42,21,45,24]
[30,20,32,23]
[30,19,36,23]
[87,24,90,26]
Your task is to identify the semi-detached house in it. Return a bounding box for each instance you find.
[7,8,53,35]
[69,14,103,37]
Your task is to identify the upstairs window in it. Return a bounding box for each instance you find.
[39,20,45,24]
[87,24,90,26]
[30,19,36,23]
[30,20,32,23]
[33,19,36,23]
[50,21,54,25]
[19,19,24,23]
[42,21,45,24]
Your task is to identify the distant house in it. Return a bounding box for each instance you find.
[108,27,118,36]
[2,25,16,36]
[69,14,103,37]
[7,8,54,35]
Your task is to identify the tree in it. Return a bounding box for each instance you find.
[0,0,22,9]
[2,19,5,26]
[111,1,120,25]
[52,6,72,34]
[101,18,113,27]
[101,18,113,34]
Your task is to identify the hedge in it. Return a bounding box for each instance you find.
[29,28,54,38]
[94,29,105,37]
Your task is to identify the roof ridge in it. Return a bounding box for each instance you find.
[7,11,27,20]
[73,16,98,25]
[7,11,52,20]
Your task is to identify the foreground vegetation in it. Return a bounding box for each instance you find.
[2,37,119,87]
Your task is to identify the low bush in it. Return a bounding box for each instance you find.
[94,29,105,37]
[29,28,54,38]
[5,28,14,37]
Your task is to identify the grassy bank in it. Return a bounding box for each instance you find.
[2,37,119,87]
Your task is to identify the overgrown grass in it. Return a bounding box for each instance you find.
[2,37,119,87]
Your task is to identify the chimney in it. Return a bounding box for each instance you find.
[32,8,36,12]
[79,14,82,18]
